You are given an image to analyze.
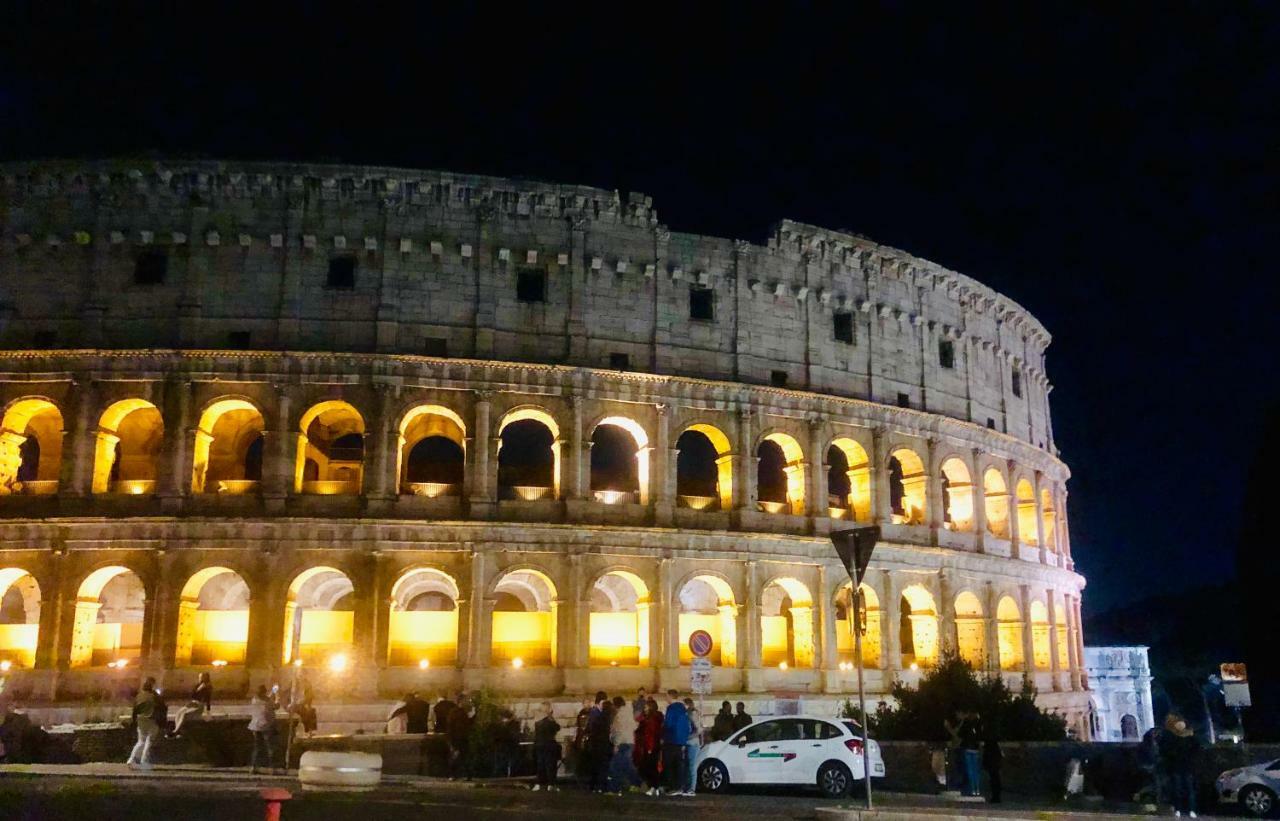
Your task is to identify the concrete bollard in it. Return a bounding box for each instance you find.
[298,750,382,790]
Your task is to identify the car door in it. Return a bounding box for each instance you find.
[771,719,838,784]
[725,720,784,784]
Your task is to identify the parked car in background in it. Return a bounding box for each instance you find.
[1217,759,1280,817]
[695,715,884,799]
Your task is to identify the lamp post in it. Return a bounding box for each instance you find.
[832,525,880,810]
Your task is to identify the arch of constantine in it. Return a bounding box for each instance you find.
[0,160,1089,733]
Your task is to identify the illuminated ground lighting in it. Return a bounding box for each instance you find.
[292,658,304,668]
[593,489,628,505]
[328,653,349,673]
[0,660,11,672]
[108,659,129,669]
[210,659,229,667]
[418,659,430,670]
[909,662,919,671]
[511,657,524,669]
[609,660,619,667]
[778,661,788,670]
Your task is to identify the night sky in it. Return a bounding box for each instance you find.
[4,5,1276,615]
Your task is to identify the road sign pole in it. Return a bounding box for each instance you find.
[853,587,873,810]
[831,526,879,811]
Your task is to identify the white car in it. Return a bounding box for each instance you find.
[1217,759,1280,817]
[695,715,885,799]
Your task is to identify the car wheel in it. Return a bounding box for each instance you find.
[698,760,730,794]
[818,760,853,799]
[1241,785,1276,818]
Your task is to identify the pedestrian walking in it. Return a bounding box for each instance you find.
[634,698,664,795]
[683,698,702,794]
[608,695,640,792]
[661,689,692,796]
[168,672,212,738]
[732,701,752,732]
[1160,714,1201,818]
[586,691,614,793]
[711,701,734,741]
[126,677,162,769]
[532,701,561,792]
[248,684,280,774]
[982,723,1003,804]
[446,695,475,780]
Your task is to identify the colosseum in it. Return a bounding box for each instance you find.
[0,159,1089,733]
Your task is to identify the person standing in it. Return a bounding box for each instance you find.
[288,669,317,736]
[732,701,752,732]
[169,672,212,738]
[586,692,613,793]
[433,692,458,734]
[711,701,734,741]
[1161,715,1201,818]
[959,711,982,797]
[446,694,474,780]
[634,698,664,795]
[661,689,691,796]
[248,684,279,774]
[982,722,1003,804]
[608,695,639,792]
[683,697,701,795]
[632,688,648,720]
[126,677,161,769]
[389,692,431,734]
[532,701,561,792]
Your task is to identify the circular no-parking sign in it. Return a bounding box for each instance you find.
[688,629,714,658]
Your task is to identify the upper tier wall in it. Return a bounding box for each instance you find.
[0,159,1056,451]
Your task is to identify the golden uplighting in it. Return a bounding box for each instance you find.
[327,653,349,673]
[778,661,788,671]
[210,659,229,667]
[418,659,430,670]
[292,658,304,668]
[511,657,524,669]
[108,659,129,669]
[909,662,919,671]
[593,489,627,505]
[0,660,11,672]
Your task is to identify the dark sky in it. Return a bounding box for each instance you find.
[3,5,1276,615]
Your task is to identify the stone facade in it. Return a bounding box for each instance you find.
[1085,646,1155,741]
[0,159,1089,734]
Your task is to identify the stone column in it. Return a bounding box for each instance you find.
[1064,594,1082,691]
[246,581,287,693]
[735,408,755,517]
[566,393,586,501]
[653,403,673,525]
[881,571,902,672]
[970,448,987,552]
[743,560,763,691]
[1006,460,1021,550]
[984,582,1001,674]
[926,437,944,543]
[871,426,890,524]
[369,553,393,673]
[1047,591,1063,691]
[349,556,379,697]
[938,569,956,656]
[1034,472,1049,564]
[59,378,97,497]
[162,379,194,511]
[657,558,678,671]
[1073,595,1087,689]
[1018,584,1036,678]
[807,416,826,525]
[262,386,293,512]
[563,553,589,689]
[366,384,398,509]
[1059,489,1073,569]
[817,565,839,690]
[468,392,495,518]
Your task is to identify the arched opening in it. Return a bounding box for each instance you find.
[388,568,459,666]
[1121,714,1139,740]
[1015,479,1038,544]
[93,399,164,495]
[589,417,649,505]
[282,567,354,666]
[939,458,974,531]
[296,401,365,495]
[954,591,985,668]
[0,398,63,494]
[834,583,881,668]
[757,433,805,515]
[677,575,737,666]
[676,424,732,511]
[827,438,872,522]
[996,596,1024,671]
[888,448,927,525]
[588,570,650,666]
[1030,600,1052,671]
[0,568,41,668]
[497,408,560,501]
[192,399,265,494]
[71,566,145,668]
[760,577,815,668]
[983,468,1011,538]
[899,584,938,668]
[490,569,557,666]
[1041,489,1058,550]
[398,406,466,497]
[175,567,250,666]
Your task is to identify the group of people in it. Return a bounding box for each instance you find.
[385,690,483,778]
[1138,714,1203,818]
[940,710,1003,803]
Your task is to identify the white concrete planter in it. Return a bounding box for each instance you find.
[298,750,382,790]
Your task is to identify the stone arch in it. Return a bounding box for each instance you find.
[397,404,466,496]
[677,573,738,666]
[490,567,558,667]
[757,431,806,515]
[283,566,355,666]
[71,565,146,668]
[760,576,815,668]
[0,397,64,493]
[939,457,975,531]
[1015,478,1038,545]
[93,398,164,494]
[953,590,985,668]
[589,415,650,505]
[899,583,939,668]
[496,406,561,501]
[296,400,366,495]
[192,397,265,494]
[983,467,1011,538]
[588,569,651,666]
[834,581,881,669]
[1030,599,1052,671]
[175,566,250,666]
[0,567,41,668]
[676,423,733,510]
[888,447,927,525]
[996,595,1024,671]
[828,437,871,522]
[388,566,460,666]
[1041,488,1058,550]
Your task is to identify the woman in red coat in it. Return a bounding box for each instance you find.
[633,698,664,794]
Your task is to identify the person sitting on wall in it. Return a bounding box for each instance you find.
[168,672,213,738]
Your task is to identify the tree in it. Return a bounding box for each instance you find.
[844,652,1067,741]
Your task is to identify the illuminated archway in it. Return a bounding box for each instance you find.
[760,577,815,668]
[497,408,560,501]
[93,399,164,495]
[296,401,365,495]
[0,568,41,668]
[899,584,938,668]
[192,399,265,494]
[1030,600,1052,671]
[589,417,649,505]
[1015,479,1038,545]
[71,566,145,668]
[588,570,650,666]
[1041,489,1058,550]
[828,438,871,522]
[834,582,881,668]
[283,567,354,666]
[940,458,974,531]
[757,433,805,515]
[983,468,1011,538]
[491,568,557,666]
[677,424,733,511]
[888,448,927,525]
[677,574,737,666]
[398,406,466,497]
[388,567,459,666]
[0,398,63,494]
[997,596,1024,671]
[954,591,985,668]
[175,567,250,666]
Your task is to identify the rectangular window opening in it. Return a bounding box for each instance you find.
[32,330,56,349]
[327,256,357,289]
[423,337,449,357]
[987,418,996,430]
[226,331,251,350]
[939,339,955,369]
[833,312,854,344]
[770,370,789,388]
[516,267,547,303]
[896,392,911,408]
[1011,368,1023,397]
[689,286,715,321]
[134,251,168,285]
[609,352,630,370]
